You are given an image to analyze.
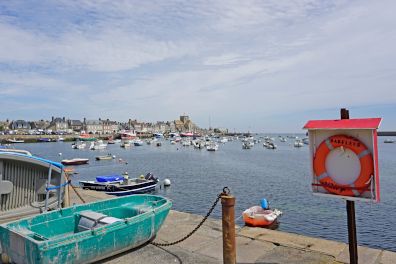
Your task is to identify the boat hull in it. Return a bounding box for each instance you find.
[79,180,157,196]
[0,195,171,264]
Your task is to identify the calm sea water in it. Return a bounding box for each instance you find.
[13,136,396,252]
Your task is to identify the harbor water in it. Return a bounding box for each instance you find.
[11,136,396,252]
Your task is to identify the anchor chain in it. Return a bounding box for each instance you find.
[151,187,230,247]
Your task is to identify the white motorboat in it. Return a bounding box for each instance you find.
[384,139,395,143]
[294,139,304,148]
[6,138,24,143]
[182,140,191,146]
[206,142,219,151]
[90,140,107,150]
[242,142,253,149]
[120,142,131,148]
[72,141,86,149]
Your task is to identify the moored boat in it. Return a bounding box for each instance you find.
[61,158,89,166]
[384,138,395,143]
[243,199,282,227]
[95,154,115,160]
[90,140,107,150]
[78,134,96,141]
[133,139,144,146]
[72,141,86,149]
[6,138,24,143]
[0,194,172,264]
[206,142,219,151]
[80,173,159,196]
[120,142,131,148]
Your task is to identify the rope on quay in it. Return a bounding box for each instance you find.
[151,187,231,247]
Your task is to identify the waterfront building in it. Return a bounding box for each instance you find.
[101,119,119,134]
[83,118,102,134]
[47,117,68,131]
[31,120,50,131]
[68,119,83,132]
[0,120,10,131]
[10,120,32,132]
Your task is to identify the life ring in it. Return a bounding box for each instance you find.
[313,134,373,197]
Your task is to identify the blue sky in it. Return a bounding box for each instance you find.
[0,0,395,132]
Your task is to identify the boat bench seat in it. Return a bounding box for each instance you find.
[77,211,122,232]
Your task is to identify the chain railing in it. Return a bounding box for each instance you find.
[151,187,230,247]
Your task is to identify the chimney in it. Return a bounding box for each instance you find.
[52,116,54,122]
[63,117,65,122]
[83,117,86,123]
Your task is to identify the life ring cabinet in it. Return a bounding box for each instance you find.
[304,118,381,202]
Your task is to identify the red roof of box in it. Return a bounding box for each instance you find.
[303,118,382,130]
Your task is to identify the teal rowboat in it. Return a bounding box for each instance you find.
[0,195,172,264]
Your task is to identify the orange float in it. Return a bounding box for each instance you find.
[313,134,374,197]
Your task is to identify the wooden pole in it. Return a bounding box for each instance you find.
[221,194,236,264]
[341,108,358,264]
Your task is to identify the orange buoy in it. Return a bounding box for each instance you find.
[313,134,373,196]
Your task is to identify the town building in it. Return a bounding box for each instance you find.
[47,117,68,131]
[101,119,119,134]
[68,120,83,132]
[83,118,102,134]
[10,120,31,131]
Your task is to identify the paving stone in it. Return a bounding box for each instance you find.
[336,246,382,264]
[196,235,276,263]
[379,250,396,264]
[255,246,336,264]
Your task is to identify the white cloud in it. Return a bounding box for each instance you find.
[0,0,395,130]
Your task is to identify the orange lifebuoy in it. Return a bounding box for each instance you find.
[313,135,373,197]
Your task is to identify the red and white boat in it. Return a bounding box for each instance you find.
[243,206,282,227]
[121,131,137,140]
[61,158,89,166]
[180,132,193,137]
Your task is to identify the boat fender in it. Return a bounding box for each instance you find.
[260,198,269,210]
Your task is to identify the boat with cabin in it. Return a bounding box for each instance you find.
[90,140,107,150]
[0,194,171,263]
[206,142,219,151]
[72,141,86,149]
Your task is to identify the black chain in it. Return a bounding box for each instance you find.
[151,187,230,247]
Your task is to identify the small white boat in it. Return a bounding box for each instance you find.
[72,141,86,149]
[120,142,131,148]
[182,140,191,146]
[242,142,254,149]
[384,139,395,143]
[6,138,24,143]
[206,142,219,151]
[133,139,144,146]
[90,140,107,150]
[294,139,304,148]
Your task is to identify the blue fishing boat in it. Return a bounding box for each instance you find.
[79,173,159,196]
[0,195,172,263]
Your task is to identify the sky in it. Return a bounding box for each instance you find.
[0,0,395,132]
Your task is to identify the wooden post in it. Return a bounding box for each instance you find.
[341,108,358,264]
[221,194,236,264]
